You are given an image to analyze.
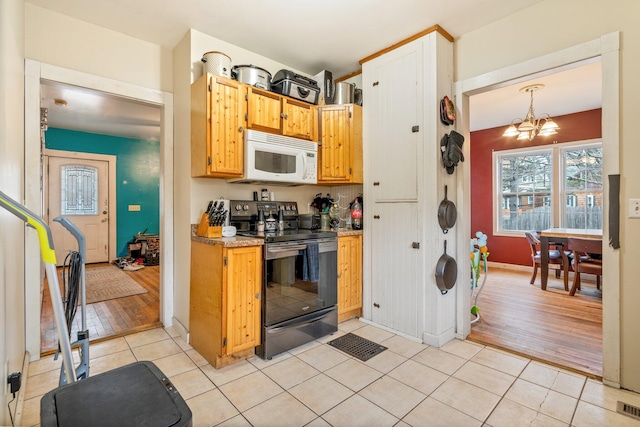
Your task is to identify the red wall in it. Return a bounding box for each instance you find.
[470,109,602,266]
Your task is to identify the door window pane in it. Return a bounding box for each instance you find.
[60,165,98,215]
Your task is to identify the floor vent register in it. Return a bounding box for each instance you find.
[617,401,640,421]
[328,333,387,362]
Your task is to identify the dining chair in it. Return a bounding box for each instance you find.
[567,237,602,296]
[524,232,569,290]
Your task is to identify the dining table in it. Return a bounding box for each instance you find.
[539,228,603,291]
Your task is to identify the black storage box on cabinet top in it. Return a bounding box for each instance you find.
[271,69,320,104]
[40,361,192,427]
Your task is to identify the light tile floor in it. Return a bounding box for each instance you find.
[20,319,640,427]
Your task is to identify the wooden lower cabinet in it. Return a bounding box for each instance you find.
[189,241,262,368]
[337,234,363,322]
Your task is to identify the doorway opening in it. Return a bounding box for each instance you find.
[455,32,620,384]
[24,60,174,360]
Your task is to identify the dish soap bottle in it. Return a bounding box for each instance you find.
[350,198,362,230]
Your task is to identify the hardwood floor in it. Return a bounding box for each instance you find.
[468,266,602,378]
[40,263,161,355]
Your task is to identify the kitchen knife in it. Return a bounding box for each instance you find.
[209,201,218,225]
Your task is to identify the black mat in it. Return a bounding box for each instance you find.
[328,333,387,361]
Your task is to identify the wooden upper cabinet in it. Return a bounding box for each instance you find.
[191,73,245,178]
[318,104,362,184]
[246,86,282,134]
[282,98,317,141]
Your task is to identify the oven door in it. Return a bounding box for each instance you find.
[263,238,337,327]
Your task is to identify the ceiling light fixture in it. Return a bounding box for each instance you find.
[503,84,559,141]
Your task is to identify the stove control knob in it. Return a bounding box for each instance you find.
[291,204,297,211]
[243,204,249,211]
[235,204,242,211]
[285,205,290,211]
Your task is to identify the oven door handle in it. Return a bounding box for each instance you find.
[267,245,307,253]
[266,310,328,334]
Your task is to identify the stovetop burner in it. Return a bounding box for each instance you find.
[230,200,337,242]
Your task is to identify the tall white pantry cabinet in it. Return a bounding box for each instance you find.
[362,30,458,346]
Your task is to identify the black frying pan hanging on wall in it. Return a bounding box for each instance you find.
[438,185,457,233]
[435,240,457,295]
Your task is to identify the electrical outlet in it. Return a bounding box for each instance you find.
[629,199,640,218]
[128,204,141,212]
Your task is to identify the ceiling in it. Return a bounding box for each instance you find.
[30,0,602,140]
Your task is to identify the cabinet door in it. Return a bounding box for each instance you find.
[366,43,420,201]
[370,203,420,337]
[282,98,317,141]
[224,246,262,354]
[246,86,282,134]
[209,76,245,176]
[338,234,363,320]
[191,74,244,177]
[318,105,351,182]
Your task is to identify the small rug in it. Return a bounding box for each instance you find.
[328,333,387,361]
[84,266,148,304]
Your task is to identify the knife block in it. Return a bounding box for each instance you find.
[196,213,222,238]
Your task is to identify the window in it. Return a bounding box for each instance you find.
[60,165,98,215]
[494,141,602,234]
[495,149,552,232]
[562,145,603,229]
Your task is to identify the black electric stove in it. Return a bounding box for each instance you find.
[229,200,337,242]
[229,200,339,359]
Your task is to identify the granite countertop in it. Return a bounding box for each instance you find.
[191,224,361,246]
[191,235,265,247]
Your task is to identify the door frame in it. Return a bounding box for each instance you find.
[24,60,174,359]
[44,149,117,263]
[454,32,620,386]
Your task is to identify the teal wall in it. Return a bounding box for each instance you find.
[45,128,160,258]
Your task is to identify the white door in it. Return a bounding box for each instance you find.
[366,40,421,202]
[47,155,110,265]
[370,202,420,337]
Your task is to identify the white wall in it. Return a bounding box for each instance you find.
[0,1,25,425]
[25,4,172,92]
[455,0,640,391]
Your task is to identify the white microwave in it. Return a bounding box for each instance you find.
[229,130,318,185]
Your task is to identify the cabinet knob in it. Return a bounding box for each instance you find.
[373,303,380,308]
[256,293,261,299]
[373,215,380,219]
[412,242,420,249]
[373,182,380,186]
[238,126,244,132]
[373,81,379,87]
[280,113,289,119]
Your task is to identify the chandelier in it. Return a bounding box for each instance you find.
[503,84,559,141]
